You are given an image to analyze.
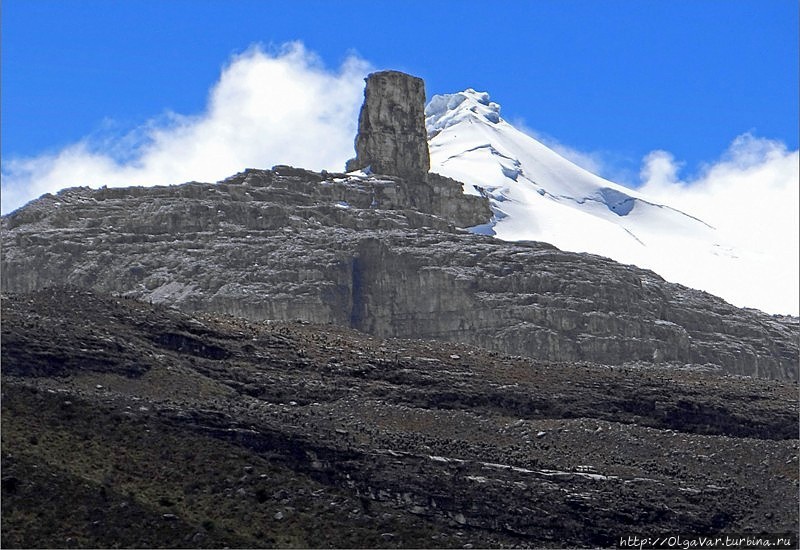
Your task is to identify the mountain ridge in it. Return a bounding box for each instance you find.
[2,70,797,380]
[2,69,798,549]
[2,165,796,380]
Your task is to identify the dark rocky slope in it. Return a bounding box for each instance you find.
[1,165,797,380]
[2,289,798,548]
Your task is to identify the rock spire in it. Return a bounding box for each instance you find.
[346,70,431,179]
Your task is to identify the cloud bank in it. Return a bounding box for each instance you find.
[1,43,370,214]
[517,120,798,314]
[639,133,799,315]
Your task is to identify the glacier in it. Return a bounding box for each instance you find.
[426,89,797,316]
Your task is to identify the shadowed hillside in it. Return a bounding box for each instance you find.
[2,289,798,548]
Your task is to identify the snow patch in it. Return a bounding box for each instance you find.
[426,89,502,137]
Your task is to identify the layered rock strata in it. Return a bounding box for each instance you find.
[346,70,431,179]
[344,71,491,228]
[2,168,797,380]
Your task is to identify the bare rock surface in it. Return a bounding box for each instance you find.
[6,68,791,380]
[344,70,490,227]
[2,289,797,548]
[346,70,431,179]
[1,167,797,380]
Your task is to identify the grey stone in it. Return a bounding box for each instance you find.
[1,167,796,380]
[344,71,491,228]
[346,70,430,179]
[1,68,796,380]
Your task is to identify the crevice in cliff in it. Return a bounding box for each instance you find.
[350,255,366,331]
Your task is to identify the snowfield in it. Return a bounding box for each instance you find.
[426,89,796,316]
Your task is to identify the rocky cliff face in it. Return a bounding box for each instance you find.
[344,71,490,228]
[346,70,431,179]
[2,166,797,380]
[1,70,797,380]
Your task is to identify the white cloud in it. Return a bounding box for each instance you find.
[502,119,798,314]
[1,42,370,214]
[639,150,683,189]
[639,133,799,315]
[513,120,798,314]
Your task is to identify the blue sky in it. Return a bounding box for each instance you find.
[1,0,798,203]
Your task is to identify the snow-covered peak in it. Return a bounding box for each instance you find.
[426,89,501,137]
[425,89,788,314]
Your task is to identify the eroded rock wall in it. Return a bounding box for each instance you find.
[2,169,797,380]
[343,71,491,228]
[346,70,430,179]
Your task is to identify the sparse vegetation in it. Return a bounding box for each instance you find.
[1,288,798,548]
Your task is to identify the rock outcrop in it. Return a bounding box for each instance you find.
[1,70,797,380]
[2,168,797,380]
[346,70,430,179]
[2,289,798,547]
[344,70,491,228]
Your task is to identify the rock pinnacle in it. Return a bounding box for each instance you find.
[346,70,431,179]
